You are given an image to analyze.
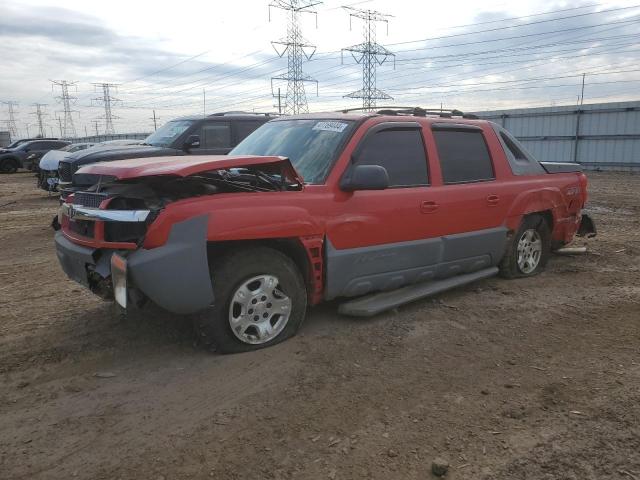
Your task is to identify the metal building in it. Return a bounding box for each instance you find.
[475,100,640,171]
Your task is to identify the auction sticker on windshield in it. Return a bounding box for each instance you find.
[313,121,349,133]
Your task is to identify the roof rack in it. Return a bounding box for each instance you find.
[338,106,479,120]
[207,111,278,117]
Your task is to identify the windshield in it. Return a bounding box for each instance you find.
[7,139,26,149]
[144,120,194,147]
[230,119,355,184]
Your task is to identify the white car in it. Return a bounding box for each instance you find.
[37,139,143,191]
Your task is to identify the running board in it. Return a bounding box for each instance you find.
[338,267,499,317]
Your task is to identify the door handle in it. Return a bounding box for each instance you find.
[421,201,439,214]
[487,194,500,206]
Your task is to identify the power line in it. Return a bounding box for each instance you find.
[106,9,640,110]
[342,6,395,111]
[392,15,640,54]
[269,0,322,114]
[386,3,640,48]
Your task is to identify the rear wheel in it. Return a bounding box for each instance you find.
[500,214,551,278]
[0,158,18,174]
[194,247,307,353]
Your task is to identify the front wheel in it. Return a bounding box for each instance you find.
[194,247,307,353]
[0,158,18,174]
[500,214,551,278]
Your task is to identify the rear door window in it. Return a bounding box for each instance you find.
[234,121,264,145]
[433,129,494,184]
[201,123,232,149]
[355,128,428,187]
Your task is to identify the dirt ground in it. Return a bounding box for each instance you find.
[0,171,639,480]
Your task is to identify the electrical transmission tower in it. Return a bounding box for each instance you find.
[51,80,78,138]
[92,83,120,134]
[2,101,19,139]
[269,0,322,115]
[31,103,48,138]
[342,6,395,111]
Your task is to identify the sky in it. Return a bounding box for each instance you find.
[1,0,639,137]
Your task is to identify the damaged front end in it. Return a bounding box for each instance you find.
[577,212,597,238]
[55,156,303,314]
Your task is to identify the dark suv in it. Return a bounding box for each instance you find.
[58,112,275,193]
[0,139,70,173]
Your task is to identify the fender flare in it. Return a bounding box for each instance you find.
[504,187,566,231]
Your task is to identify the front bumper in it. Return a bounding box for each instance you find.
[37,170,59,192]
[54,215,214,314]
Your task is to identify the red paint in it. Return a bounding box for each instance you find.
[61,115,589,303]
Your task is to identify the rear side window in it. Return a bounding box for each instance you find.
[500,132,527,160]
[433,130,494,184]
[355,128,428,187]
[201,123,231,148]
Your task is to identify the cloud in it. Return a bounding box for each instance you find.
[1,0,638,135]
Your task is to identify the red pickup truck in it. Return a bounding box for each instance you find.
[54,108,595,353]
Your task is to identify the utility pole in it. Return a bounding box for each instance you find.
[151,110,158,130]
[31,103,48,137]
[84,125,88,137]
[51,80,78,138]
[1,101,19,140]
[342,6,395,111]
[92,83,119,134]
[92,120,100,136]
[25,124,30,138]
[579,73,586,106]
[269,0,322,115]
[203,89,206,117]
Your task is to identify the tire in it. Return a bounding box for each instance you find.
[0,158,18,174]
[194,246,307,353]
[499,214,551,278]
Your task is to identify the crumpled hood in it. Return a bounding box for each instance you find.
[39,149,70,171]
[76,155,304,183]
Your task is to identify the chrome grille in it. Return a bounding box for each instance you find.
[58,161,75,182]
[73,191,109,208]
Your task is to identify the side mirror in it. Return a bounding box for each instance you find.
[340,164,389,191]
[183,135,200,152]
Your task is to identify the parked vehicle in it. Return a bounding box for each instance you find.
[37,141,145,191]
[57,113,274,196]
[3,137,58,149]
[0,139,69,173]
[54,108,596,353]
